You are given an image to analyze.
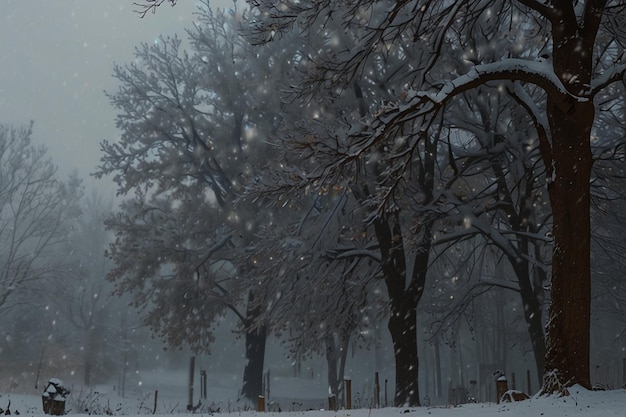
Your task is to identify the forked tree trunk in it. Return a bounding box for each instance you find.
[374,212,429,406]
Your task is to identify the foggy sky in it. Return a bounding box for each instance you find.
[0,0,230,196]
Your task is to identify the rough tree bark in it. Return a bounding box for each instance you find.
[240,292,268,400]
[541,3,600,391]
[374,212,430,407]
[543,98,594,391]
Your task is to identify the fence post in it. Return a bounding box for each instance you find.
[258,395,265,412]
[527,369,531,394]
[374,372,380,408]
[200,370,207,399]
[344,378,352,410]
[496,376,508,404]
[328,394,337,411]
[187,356,195,411]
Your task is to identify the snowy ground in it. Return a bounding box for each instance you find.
[1,374,625,417]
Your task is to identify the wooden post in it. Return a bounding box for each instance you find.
[344,378,352,410]
[374,372,380,408]
[328,394,337,411]
[527,369,532,394]
[200,370,207,399]
[152,390,158,414]
[384,379,388,407]
[496,377,508,404]
[258,395,265,412]
[187,356,195,411]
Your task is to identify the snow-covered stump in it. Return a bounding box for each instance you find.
[42,378,69,415]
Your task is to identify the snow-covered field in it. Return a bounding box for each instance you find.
[2,377,625,417]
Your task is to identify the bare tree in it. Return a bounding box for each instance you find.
[47,190,124,386]
[0,123,81,313]
[133,0,177,18]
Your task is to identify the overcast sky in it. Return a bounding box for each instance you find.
[0,0,229,196]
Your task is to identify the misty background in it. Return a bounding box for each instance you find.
[0,0,264,399]
[0,0,625,412]
[0,0,204,194]
[0,0,384,406]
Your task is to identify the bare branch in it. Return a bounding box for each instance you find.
[515,0,559,23]
[133,0,177,18]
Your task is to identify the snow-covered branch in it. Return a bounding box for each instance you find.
[403,58,585,114]
[363,59,586,169]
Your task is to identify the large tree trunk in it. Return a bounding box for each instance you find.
[542,17,597,392]
[374,212,429,406]
[240,324,267,400]
[387,297,419,406]
[240,293,268,400]
[543,98,593,392]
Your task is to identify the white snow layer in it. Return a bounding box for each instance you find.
[2,383,625,417]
